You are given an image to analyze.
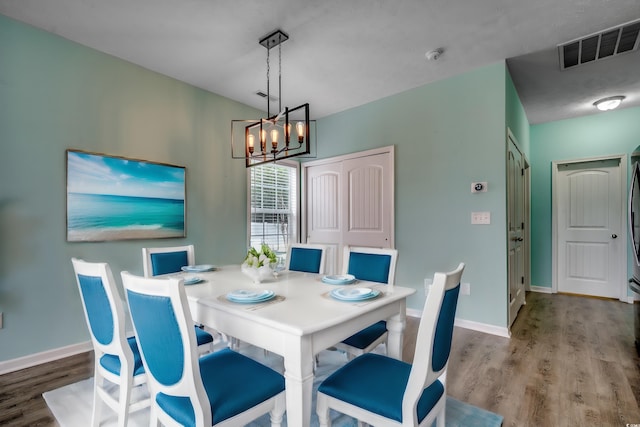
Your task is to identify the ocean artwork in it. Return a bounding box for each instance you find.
[66,150,186,242]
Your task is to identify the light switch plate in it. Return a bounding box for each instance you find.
[471,211,491,224]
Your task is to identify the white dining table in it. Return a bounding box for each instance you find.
[182,265,416,427]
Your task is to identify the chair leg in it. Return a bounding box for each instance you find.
[269,393,286,427]
[117,375,132,427]
[316,394,331,427]
[91,374,103,427]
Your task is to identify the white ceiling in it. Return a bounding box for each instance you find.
[1,0,639,124]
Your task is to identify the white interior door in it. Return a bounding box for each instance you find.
[303,146,394,274]
[343,153,393,248]
[507,133,526,327]
[556,158,623,298]
[305,161,342,274]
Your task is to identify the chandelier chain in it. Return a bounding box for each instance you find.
[266,46,271,117]
[278,42,282,113]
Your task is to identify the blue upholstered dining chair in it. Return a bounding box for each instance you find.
[121,272,286,427]
[333,246,398,359]
[142,245,220,353]
[286,243,327,274]
[71,258,149,427]
[316,263,465,427]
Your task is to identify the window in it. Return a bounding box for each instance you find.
[248,162,298,254]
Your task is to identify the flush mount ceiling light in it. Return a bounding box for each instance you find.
[231,29,315,168]
[593,95,626,111]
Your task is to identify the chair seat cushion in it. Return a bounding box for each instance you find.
[99,336,145,377]
[194,326,214,346]
[341,320,387,349]
[156,348,285,426]
[318,353,444,423]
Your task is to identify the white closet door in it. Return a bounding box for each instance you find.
[306,161,342,274]
[343,153,393,248]
[303,146,394,274]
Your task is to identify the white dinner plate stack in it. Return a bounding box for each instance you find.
[181,264,217,272]
[330,287,380,301]
[321,274,356,285]
[226,289,276,304]
[182,275,204,285]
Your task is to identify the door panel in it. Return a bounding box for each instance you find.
[306,162,342,274]
[304,147,394,274]
[557,159,621,298]
[507,134,525,327]
[344,154,392,247]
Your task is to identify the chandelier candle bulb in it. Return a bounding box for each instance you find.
[247,134,255,154]
[271,129,279,151]
[296,121,305,143]
[260,129,267,153]
[285,123,291,147]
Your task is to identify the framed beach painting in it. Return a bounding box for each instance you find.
[66,149,186,242]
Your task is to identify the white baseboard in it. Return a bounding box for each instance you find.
[453,318,511,338]
[529,285,554,294]
[406,307,422,318]
[406,308,511,338]
[0,341,92,375]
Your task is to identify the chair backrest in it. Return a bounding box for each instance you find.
[71,258,133,363]
[121,271,211,426]
[142,245,195,277]
[402,262,465,422]
[286,243,327,274]
[341,246,398,285]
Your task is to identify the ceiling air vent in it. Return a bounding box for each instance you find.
[559,19,640,70]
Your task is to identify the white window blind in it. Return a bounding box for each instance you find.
[249,163,298,254]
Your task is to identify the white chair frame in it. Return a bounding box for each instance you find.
[71,258,149,427]
[121,272,286,427]
[317,263,465,427]
[142,244,195,278]
[142,244,227,354]
[285,243,327,274]
[334,246,398,358]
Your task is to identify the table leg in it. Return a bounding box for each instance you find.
[283,336,315,427]
[385,301,407,360]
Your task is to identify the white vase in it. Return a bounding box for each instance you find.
[241,264,274,284]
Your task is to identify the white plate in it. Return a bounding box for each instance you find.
[181,264,216,272]
[330,287,380,301]
[321,274,356,285]
[226,290,275,304]
[227,289,268,299]
[182,276,203,285]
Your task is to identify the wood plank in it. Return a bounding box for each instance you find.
[1,292,639,426]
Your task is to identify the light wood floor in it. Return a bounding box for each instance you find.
[1,291,639,426]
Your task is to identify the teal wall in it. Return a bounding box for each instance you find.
[530,107,640,288]
[506,71,530,158]
[0,15,259,361]
[317,62,511,328]
[1,14,528,362]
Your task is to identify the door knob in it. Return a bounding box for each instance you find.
[612,234,618,239]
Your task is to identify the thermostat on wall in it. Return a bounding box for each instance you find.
[471,182,488,193]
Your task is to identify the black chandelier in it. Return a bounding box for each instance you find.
[231,29,314,167]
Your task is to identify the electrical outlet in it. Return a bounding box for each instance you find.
[424,277,433,292]
[461,282,471,295]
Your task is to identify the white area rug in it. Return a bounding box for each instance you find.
[44,345,503,426]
